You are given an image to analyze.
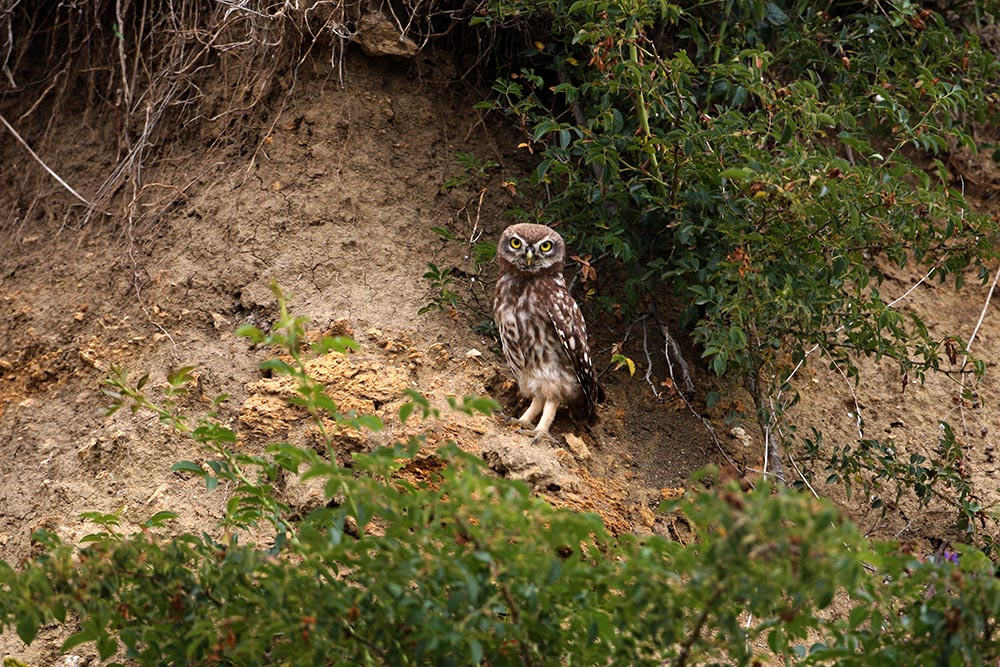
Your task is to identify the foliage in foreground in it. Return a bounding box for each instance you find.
[2,295,999,666]
[4,450,999,666]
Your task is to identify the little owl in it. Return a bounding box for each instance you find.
[494,223,602,437]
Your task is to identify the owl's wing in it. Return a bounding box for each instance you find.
[549,289,603,418]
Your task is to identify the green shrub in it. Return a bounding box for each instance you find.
[459,0,1000,551]
[472,0,999,446]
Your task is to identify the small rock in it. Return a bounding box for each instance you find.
[660,486,685,500]
[354,12,418,58]
[730,426,753,448]
[211,312,231,330]
[481,437,579,492]
[78,347,104,371]
[145,483,169,504]
[562,433,591,461]
[328,317,354,338]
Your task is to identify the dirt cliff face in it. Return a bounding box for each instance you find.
[3,29,1000,666]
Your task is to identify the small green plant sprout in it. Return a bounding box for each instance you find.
[442,151,499,190]
[431,225,455,240]
[78,508,125,543]
[471,240,497,268]
[418,262,460,317]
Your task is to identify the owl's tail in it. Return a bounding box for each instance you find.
[575,380,605,425]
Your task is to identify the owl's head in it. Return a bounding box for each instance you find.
[497,223,565,273]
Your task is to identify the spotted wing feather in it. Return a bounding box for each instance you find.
[547,281,603,418]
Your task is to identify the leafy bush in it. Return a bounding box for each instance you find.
[804,420,1000,555]
[3,292,1000,665]
[472,0,1000,456]
[458,0,1000,553]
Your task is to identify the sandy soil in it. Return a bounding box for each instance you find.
[1,43,998,665]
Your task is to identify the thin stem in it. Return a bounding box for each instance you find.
[0,112,104,212]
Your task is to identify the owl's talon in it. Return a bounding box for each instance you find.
[500,414,529,429]
[530,431,557,446]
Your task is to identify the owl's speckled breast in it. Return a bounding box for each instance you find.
[494,272,582,403]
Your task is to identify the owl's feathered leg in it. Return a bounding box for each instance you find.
[517,396,544,428]
[533,398,560,435]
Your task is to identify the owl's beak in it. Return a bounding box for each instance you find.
[524,248,535,266]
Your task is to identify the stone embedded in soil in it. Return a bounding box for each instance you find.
[239,393,299,440]
[480,436,580,493]
[354,12,418,59]
[239,349,411,441]
[562,433,591,461]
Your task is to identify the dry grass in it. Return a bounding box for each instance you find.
[0,0,470,239]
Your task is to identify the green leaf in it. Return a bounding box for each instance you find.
[171,460,205,475]
[167,366,197,387]
[355,414,384,432]
[469,639,484,663]
[315,336,359,354]
[97,633,118,660]
[465,396,500,415]
[259,359,295,375]
[848,604,869,628]
[764,2,788,24]
[712,354,727,377]
[236,324,264,343]
[144,511,180,527]
[719,167,753,181]
[779,121,794,145]
[16,612,39,644]
[62,628,98,652]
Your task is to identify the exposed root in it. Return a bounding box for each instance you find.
[1,0,464,238]
[0,111,106,214]
[615,304,740,473]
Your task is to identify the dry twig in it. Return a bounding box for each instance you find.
[0,112,105,213]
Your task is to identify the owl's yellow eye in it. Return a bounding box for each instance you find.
[509,238,522,250]
[539,240,553,252]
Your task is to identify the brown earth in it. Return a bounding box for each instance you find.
[2,41,999,666]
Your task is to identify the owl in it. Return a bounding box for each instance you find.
[493,223,602,437]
